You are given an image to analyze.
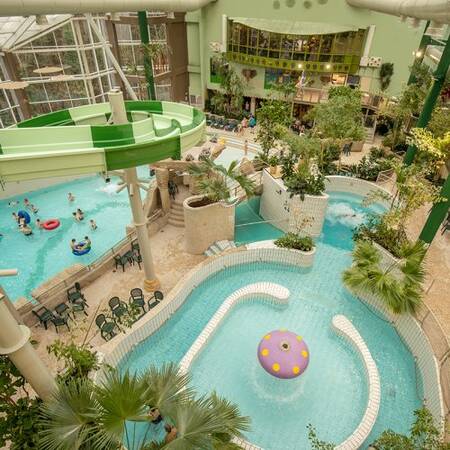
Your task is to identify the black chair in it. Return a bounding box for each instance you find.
[109,296,128,322]
[71,300,88,317]
[67,283,86,306]
[95,314,117,341]
[132,251,142,270]
[148,290,164,310]
[51,314,70,333]
[32,306,53,329]
[54,302,72,321]
[114,253,132,272]
[131,239,140,255]
[129,288,146,315]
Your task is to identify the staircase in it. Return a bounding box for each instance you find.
[168,198,185,228]
[204,240,237,256]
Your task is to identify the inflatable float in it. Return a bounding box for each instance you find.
[72,241,91,256]
[43,219,60,230]
[17,210,30,224]
[258,329,310,379]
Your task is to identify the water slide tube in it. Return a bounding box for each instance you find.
[0,101,205,183]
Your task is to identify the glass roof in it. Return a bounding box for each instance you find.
[0,15,71,51]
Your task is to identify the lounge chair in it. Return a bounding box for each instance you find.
[148,290,164,310]
[95,314,117,341]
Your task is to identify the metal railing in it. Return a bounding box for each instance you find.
[33,210,162,304]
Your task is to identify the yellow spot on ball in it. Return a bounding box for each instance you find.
[292,366,300,374]
[302,350,308,358]
[264,334,271,340]
[272,363,280,372]
[296,335,303,341]
[261,348,269,357]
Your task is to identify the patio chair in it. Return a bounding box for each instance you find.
[32,306,54,330]
[54,302,72,321]
[51,314,70,333]
[131,239,140,255]
[109,296,128,322]
[95,314,117,341]
[67,282,87,307]
[131,251,142,270]
[129,288,146,316]
[114,254,132,272]
[148,290,164,310]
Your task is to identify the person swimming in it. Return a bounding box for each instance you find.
[76,208,84,220]
[8,200,19,207]
[36,218,44,229]
[12,212,19,223]
[89,219,97,230]
[70,239,77,250]
[30,204,39,214]
[20,224,33,236]
[68,192,75,202]
[23,198,31,208]
[83,236,91,248]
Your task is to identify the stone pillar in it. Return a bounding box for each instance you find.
[155,168,171,213]
[0,295,55,400]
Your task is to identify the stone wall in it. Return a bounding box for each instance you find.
[183,195,235,254]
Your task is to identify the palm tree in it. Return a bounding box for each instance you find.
[39,363,250,450]
[189,158,255,203]
[342,240,426,314]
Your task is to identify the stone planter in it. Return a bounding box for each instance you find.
[259,170,328,237]
[183,195,235,254]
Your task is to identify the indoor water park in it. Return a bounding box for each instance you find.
[0,1,449,450]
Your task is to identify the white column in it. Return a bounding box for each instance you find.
[360,25,376,66]
[221,14,228,52]
[0,296,56,400]
[108,89,159,291]
[250,97,256,115]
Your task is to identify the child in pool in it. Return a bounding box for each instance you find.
[30,204,39,214]
[90,219,97,230]
[68,192,75,202]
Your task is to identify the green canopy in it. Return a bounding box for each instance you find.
[231,17,359,35]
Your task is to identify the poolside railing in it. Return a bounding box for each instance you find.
[31,210,163,306]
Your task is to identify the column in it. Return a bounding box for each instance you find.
[0,295,55,400]
[138,11,156,100]
[250,97,256,115]
[404,38,450,165]
[155,168,171,213]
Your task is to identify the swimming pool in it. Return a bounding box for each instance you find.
[119,192,421,449]
[214,146,255,169]
[0,166,152,302]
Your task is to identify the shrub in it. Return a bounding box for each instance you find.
[275,233,314,252]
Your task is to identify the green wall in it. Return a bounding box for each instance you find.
[186,0,424,101]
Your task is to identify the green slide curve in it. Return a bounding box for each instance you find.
[0,100,205,182]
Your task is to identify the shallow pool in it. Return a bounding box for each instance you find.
[214,146,255,169]
[120,192,421,449]
[0,166,152,302]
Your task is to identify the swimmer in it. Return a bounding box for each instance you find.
[12,212,19,223]
[30,204,39,214]
[83,236,91,248]
[72,212,80,222]
[68,192,75,202]
[89,219,97,231]
[19,217,26,227]
[76,208,84,220]
[24,198,31,208]
[36,218,44,229]
[148,407,163,424]
[70,239,77,251]
[8,200,19,207]
[20,224,33,236]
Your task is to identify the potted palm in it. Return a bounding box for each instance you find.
[184,158,255,254]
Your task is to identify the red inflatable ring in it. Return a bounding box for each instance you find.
[43,219,60,230]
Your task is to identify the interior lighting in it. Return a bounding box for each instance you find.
[298,63,303,69]
[325,63,331,69]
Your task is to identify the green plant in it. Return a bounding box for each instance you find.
[372,407,450,450]
[0,356,43,449]
[306,86,365,144]
[210,54,244,119]
[379,62,394,91]
[307,424,335,450]
[189,158,255,203]
[284,163,326,200]
[47,340,99,381]
[39,364,250,450]
[275,233,314,251]
[343,240,426,314]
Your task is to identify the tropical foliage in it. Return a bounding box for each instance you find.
[346,147,395,181]
[275,233,314,252]
[188,157,255,203]
[209,54,245,119]
[39,364,250,450]
[379,62,394,91]
[284,163,326,200]
[0,355,43,450]
[305,86,365,144]
[343,240,426,314]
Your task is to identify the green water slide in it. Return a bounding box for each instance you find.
[0,101,205,182]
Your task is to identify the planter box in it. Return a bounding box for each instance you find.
[184,195,235,254]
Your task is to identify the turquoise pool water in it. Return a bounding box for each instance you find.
[120,192,421,449]
[214,146,255,169]
[0,166,151,302]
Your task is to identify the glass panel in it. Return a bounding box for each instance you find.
[249,28,258,47]
[44,82,71,101]
[30,102,51,116]
[0,90,8,110]
[91,77,103,97]
[0,109,15,127]
[240,26,248,47]
[54,23,75,46]
[62,51,81,74]
[35,52,61,69]
[120,45,136,68]
[26,84,48,102]
[130,24,140,41]
[95,48,106,71]
[332,32,351,54]
[30,32,56,47]
[258,30,269,56]
[84,50,97,74]
[304,35,320,53]
[281,35,294,59]
[68,80,87,99]
[116,24,132,42]
[77,20,92,44]
[231,24,240,46]
[150,23,166,41]
[320,35,333,54]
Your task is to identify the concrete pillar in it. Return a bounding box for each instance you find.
[108,89,159,291]
[250,97,256,115]
[0,295,56,400]
[155,168,171,213]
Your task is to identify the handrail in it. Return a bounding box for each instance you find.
[235,218,286,228]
